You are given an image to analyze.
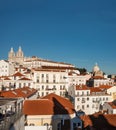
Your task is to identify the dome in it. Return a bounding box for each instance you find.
[93,63,100,72]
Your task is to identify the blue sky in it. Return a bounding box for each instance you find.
[0,0,116,74]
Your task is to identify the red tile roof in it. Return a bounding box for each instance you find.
[92,76,104,79]
[89,87,102,93]
[23,93,75,115]
[0,87,37,98]
[4,77,11,80]
[99,85,112,89]
[0,90,18,98]
[80,113,116,129]
[75,85,89,90]
[23,99,54,115]
[18,77,31,80]
[13,72,24,77]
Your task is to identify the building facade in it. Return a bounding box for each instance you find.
[0,60,15,76]
[8,47,24,65]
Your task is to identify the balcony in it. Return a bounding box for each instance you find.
[81,100,85,103]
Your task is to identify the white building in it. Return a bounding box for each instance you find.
[31,68,68,97]
[98,85,116,101]
[68,85,112,115]
[23,56,75,69]
[0,60,15,76]
[0,71,33,90]
[87,76,114,87]
[66,71,91,86]
[103,100,116,114]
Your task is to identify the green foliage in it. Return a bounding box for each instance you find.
[78,68,87,74]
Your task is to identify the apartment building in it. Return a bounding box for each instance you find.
[68,85,112,115]
[66,71,91,86]
[0,60,15,76]
[31,67,68,97]
[87,76,114,87]
[103,100,116,114]
[0,71,33,91]
[103,85,116,100]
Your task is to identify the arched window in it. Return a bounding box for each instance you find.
[29,123,35,126]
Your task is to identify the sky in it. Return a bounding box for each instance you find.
[0,0,116,74]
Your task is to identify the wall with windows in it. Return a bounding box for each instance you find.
[0,60,15,76]
[33,70,68,97]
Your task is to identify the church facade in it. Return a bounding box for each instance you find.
[8,46,24,65]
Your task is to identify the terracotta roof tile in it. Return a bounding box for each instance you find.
[90,87,102,93]
[23,93,75,115]
[4,77,11,80]
[92,76,104,79]
[80,114,116,129]
[18,77,31,80]
[23,99,54,115]
[75,85,89,90]
[0,87,37,98]
[13,72,24,77]
[99,85,112,89]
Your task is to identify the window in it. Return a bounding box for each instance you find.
[87,97,89,100]
[63,85,65,90]
[42,74,44,78]
[77,98,80,101]
[23,83,26,87]
[106,97,108,101]
[82,91,84,95]
[42,85,44,90]
[46,74,48,78]
[87,91,89,95]
[60,75,62,79]
[82,105,84,110]
[42,92,44,96]
[77,92,79,96]
[36,76,39,83]
[36,79,39,83]
[46,85,48,90]
[53,80,56,83]
[46,92,48,95]
[53,85,56,90]
[87,104,89,108]
[46,79,49,83]
[77,105,80,109]
[19,83,21,88]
